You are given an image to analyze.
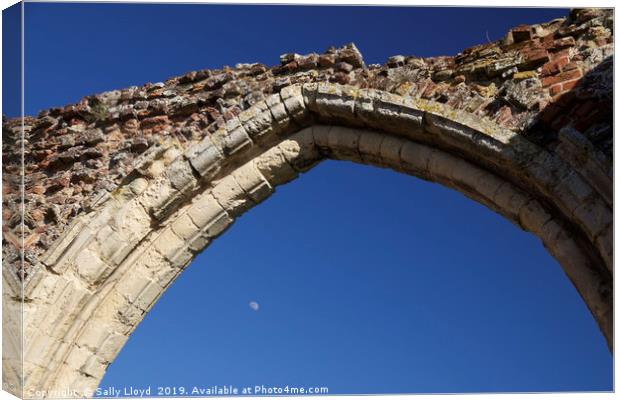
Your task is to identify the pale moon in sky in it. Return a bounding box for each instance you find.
[249,301,259,311]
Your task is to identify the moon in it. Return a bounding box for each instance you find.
[249,301,259,311]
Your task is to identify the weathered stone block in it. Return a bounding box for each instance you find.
[238,101,275,139]
[24,332,58,366]
[185,135,224,178]
[520,199,552,237]
[204,212,233,238]
[109,199,152,241]
[187,193,228,229]
[253,145,298,187]
[400,141,433,176]
[188,231,210,253]
[446,157,482,187]
[152,228,186,263]
[38,344,66,381]
[232,162,273,203]
[573,197,612,240]
[75,320,110,352]
[424,112,484,152]
[134,281,162,312]
[116,266,152,305]
[539,219,563,249]
[555,170,594,214]
[152,187,194,221]
[595,224,612,270]
[312,125,331,155]
[524,151,571,197]
[136,246,180,289]
[455,165,500,204]
[40,218,86,269]
[211,174,253,217]
[46,222,97,274]
[265,93,291,130]
[63,344,93,372]
[23,270,66,303]
[117,303,144,329]
[74,248,113,286]
[128,177,149,196]
[353,88,375,116]
[427,149,462,183]
[301,82,318,109]
[42,280,91,340]
[492,181,530,218]
[137,179,178,212]
[379,135,405,168]
[171,213,201,241]
[361,89,424,136]
[327,126,362,162]
[166,158,197,192]
[280,128,321,172]
[358,130,385,166]
[96,226,133,266]
[97,332,128,361]
[221,120,253,155]
[280,84,309,124]
[169,248,193,269]
[162,146,182,165]
[312,83,358,123]
[81,355,107,379]
[140,246,169,272]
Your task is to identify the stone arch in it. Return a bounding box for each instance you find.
[11,82,612,398]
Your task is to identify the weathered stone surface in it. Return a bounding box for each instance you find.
[231,162,273,204]
[253,145,298,186]
[278,128,321,171]
[211,174,254,217]
[2,9,613,399]
[327,126,362,162]
[74,248,112,286]
[185,135,224,178]
[5,8,613,276]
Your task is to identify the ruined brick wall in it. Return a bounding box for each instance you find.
[1,8,614,397]
[2,8,613,279]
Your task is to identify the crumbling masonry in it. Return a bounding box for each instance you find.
[2,8,613,399]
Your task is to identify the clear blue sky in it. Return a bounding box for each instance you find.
[3,2,612,394]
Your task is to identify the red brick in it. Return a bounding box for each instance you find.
[549,84,563,97]
[511,24,532,42]
[140,115,169,128]
[549,49,570,61]
[548,37,575,52]
[540,57,568,76]
[540,33,554,46]
[541,69,582,87]
[504,39,536,52]
[561,79,580,92]
[520,47,549,68]
[563,62,579,71]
